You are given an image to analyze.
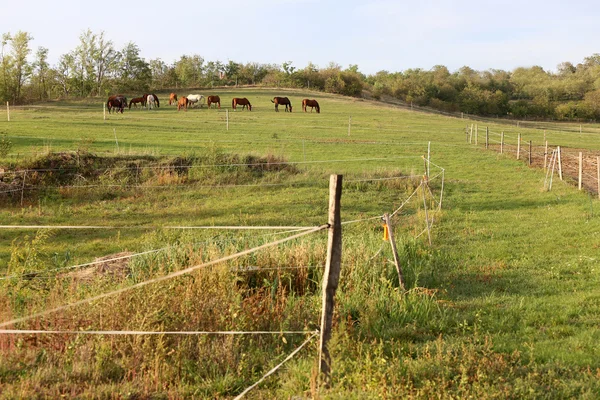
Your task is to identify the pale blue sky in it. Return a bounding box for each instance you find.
[1,0,599,74]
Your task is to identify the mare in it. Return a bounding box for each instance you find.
[187,94,205,108]
[129,97,145,109]
[207,95,221,109]
[271,97,292,112]
[302,99,320,113]
[107,95,127,113]
[169,93,178,105]
[232,98,252,111]
[177,96,189,111]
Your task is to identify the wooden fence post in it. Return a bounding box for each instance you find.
[422,183,432,246]
[384,213,405,291]
[517,133,521,159]
[485,127,489,149]
[469,124,473,144]
[501,131,504,154]
[558,146,563,180]
[20,171,26,207]
[544,141,548,170]
[597,157,600,200]
[6,101,9,122]
[319,174,343,385]
[427,141,431,178]
[578,152,583,190]
[528,141,532,166]
[103,103,106,121]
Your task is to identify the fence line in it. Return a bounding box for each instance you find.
[0,225,327,329]
[0,227,320,282]
[0,329,314,336]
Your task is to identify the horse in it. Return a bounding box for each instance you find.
[207,95,221,109]
[177,96,189,111]
[129,97,145,109]
[107,95,127,114]
[142,93,160,108]
[146,93,156,110]
[187,94,205,108]
[271,97,292,112]
[302,99,320,113]
[232,98,252,111]
[169,93,178,105]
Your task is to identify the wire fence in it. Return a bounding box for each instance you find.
[467,123,600,196]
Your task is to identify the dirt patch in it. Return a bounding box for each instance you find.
[64,251,133,282]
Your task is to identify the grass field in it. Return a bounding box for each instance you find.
[1,88,600,398]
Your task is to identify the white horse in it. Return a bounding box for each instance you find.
[187,94,205,108]
[146,94,155,110]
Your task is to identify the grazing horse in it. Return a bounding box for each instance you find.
[232,98,252,111]
[169,93,178,105]
[129,97,145,109]
[302,99,320,113]
[107,95,127,114]
[146,93,156,110]
[187,94,205,108]
[207,95,221,109]
[177,96,189,111]
[271,97,292,112]
[143,93,160,108]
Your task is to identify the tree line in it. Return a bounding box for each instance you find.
[2,29,600,121]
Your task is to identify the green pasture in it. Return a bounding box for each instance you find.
[1,89,600,398]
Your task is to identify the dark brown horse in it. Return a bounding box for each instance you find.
[177,96,189,111]
[169,93,178,105]
[129,97,145,109]
[107,95,127,113]
[302,99,320,113]
[271,97,292,112]
[207,95,221,109]
[232,98,252,111]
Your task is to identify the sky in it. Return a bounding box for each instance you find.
[1,0,599,75]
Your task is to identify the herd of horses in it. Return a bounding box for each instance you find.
[106,93,320,113]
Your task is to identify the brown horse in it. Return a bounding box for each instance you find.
[169,93,178,105]
[129,97,145,109]
[232,98,252,111]
[177,96,189,111]
[302,99,320,113]
[271,97,292,112]
[107,95,127,113]
[207,95,221,109]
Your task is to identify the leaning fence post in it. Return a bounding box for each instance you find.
[319,174,343,385]
[558,146,563,180]
[578,152,583,190]
[427,141,431,178]
[517,133,521,159]
[384,213,405,291]
[6,101,10,122]
[544,141,548,170]
[500,131,504,154]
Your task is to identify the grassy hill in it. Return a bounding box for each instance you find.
[1,89,600,398]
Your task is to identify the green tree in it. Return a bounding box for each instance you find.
[32,46,50,100]
[116,42,151,92]
[7,31,33,102]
